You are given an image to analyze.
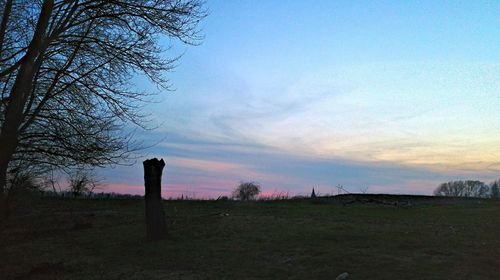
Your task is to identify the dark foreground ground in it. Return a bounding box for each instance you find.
[1,195,499,279]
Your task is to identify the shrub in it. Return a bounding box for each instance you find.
[232,182,261,201]
[68,169,100,197]
[6,171,40,195]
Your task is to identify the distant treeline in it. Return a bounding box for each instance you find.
[39,191,143,200]
[434,180,499,199]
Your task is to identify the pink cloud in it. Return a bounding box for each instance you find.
[103,179,237,199]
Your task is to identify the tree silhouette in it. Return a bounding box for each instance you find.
[434,180,489,198]
[0,1,206,208]
[490,180,500,199]
[233,182,261,201]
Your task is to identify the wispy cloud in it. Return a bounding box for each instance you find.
[101,129,499,198]
[100,3,500,197]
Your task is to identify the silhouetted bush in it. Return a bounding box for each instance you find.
[6,171,41,196]
[434,180,489,198]
[232,182,261,201]
[68,169,100,197]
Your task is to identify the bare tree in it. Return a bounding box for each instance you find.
[232,182,261,201]
[0,1,206,208]
[490,179,500,199]
[40,167,62,193]
[434,180,489,198]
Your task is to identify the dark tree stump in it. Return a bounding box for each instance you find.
[143,158,167,240]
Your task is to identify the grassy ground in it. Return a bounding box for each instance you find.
[1,195,499,279]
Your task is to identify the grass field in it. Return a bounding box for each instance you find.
[1,195,499,279]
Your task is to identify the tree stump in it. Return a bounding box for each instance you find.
[143,158,167,240]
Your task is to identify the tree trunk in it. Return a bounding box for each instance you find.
[0,0,53,199]
[143,158,167,241]
[0,164,8,221]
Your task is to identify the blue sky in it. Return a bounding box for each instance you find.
[102,0,500,197]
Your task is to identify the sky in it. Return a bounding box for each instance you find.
[101,0,499,198]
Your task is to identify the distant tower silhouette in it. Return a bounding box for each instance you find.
[311,188,317,198]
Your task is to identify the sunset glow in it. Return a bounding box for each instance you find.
[101,1,499,198]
